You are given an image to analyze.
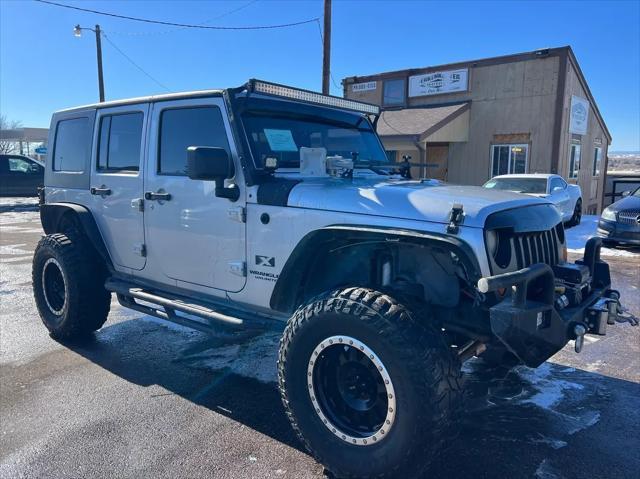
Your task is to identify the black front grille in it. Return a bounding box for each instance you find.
[512,229,559,269]
[487,223,564,274]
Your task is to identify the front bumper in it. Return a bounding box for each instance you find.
[477,237,635,367]
[597,218,640,245]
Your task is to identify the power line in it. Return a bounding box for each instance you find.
[314,19,341,93]
[380,112,406,135]
[106,0,261,36]
[101,33,171,92]
[35,0,319,30]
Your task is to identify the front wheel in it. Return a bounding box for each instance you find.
[278,287,463,478]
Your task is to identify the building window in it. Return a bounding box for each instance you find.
[569,143,581,179]
[592,146,602,177]
[490,144,528,176]
[97,112,144,172]
[383,79,405,106]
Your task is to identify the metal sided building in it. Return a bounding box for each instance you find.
[343,46,611,213]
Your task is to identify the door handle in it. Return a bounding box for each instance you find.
[145,191,172,201]
[90,186,111,196]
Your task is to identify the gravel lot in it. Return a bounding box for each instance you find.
[1,199,638,479]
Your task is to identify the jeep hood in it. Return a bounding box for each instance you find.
[286,178,551,228]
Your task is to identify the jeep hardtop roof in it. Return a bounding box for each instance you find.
[55,89,225,114]
[54,79,380,117]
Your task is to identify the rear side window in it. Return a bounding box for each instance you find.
[158,106,229,175]
[98,112,143,172]
[53,118,90,172]
[550,177,566,191]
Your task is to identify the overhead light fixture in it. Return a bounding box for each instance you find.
[73,24,82,37]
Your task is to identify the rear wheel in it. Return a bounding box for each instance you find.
[278,287,463,478]
[32,233,111,340]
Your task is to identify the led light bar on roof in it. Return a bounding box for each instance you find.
[248,79,380,116]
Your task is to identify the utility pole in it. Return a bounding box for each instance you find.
[95,25,105,103]
[322,0,332,95]
[74,24,105,102]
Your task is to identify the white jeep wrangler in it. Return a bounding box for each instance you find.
[33,80,634,478]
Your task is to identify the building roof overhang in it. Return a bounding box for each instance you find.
[377,102,470,144]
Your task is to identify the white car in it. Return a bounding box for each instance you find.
[483,174,582,226]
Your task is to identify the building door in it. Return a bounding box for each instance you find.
[425,144,449,180]
[143,97,247,293]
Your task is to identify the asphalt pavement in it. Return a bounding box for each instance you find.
[1,198,638,479]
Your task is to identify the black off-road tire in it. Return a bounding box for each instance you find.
[566,199,582,228]
[32,233,111,340]
[278,287,463,478]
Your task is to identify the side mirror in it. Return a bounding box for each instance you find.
[187,146,233,180]
[187,146,239,201]
[552,186,563,193]
[622,190,631,197]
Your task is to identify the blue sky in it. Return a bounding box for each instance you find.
[1,0,639,151]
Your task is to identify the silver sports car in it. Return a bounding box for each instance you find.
[483,173,582,226]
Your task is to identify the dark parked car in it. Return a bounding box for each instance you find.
[597,186,640,246]
[0,154,45,196]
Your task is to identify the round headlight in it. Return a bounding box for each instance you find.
[601,207,616,221]
[486,230,499,257]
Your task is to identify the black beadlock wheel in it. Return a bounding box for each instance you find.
[32,233,111,340]
[278,287,463,478]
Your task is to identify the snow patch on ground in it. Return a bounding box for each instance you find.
[566,215,638,257]
[0,197,38,207]
[516,363,584,409]
[187,330,281,383]
[138,314,281,383]
[535,459,562,479]
[0,243,32,256]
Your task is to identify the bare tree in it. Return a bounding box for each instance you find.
[0,114,22,154]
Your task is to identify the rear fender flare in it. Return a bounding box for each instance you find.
[40,203,113,271]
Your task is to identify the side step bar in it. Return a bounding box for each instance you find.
[105,279,244,332]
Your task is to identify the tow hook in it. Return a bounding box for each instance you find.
[606,290,639,326]
[577,291,638,354]
[573,324,586,353]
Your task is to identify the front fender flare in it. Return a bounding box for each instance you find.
[269,225,481,314]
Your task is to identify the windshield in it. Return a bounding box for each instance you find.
[241,111,387,170]
[484,177,547,194]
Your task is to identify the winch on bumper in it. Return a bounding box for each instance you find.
[477,237,637,367]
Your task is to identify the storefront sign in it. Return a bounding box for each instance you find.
[351,81,377,92]
[569,95,590,135]
[409,69,468,97]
